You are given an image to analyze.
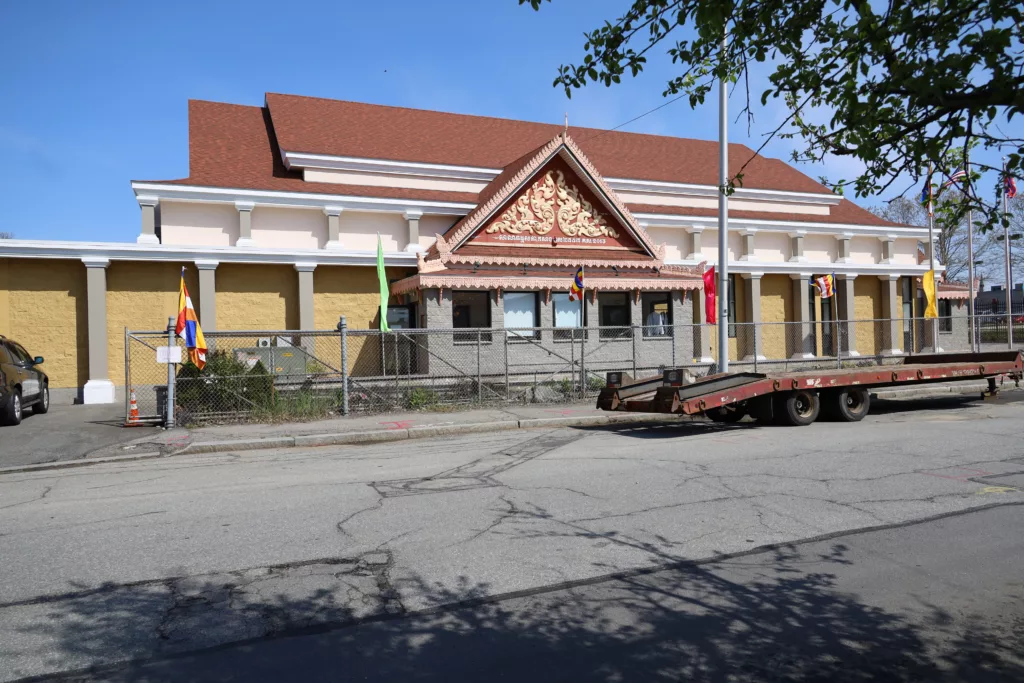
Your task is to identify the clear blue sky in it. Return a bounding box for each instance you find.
[0,0,1004,243]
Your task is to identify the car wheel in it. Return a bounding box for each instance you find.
[2,389,22,426]
[34,384,50,415]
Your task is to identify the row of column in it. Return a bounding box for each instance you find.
[136,197,425,252]
[80,259,324,404]
[679,226,904,265]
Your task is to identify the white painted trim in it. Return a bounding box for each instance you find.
[281,151,502,181]
[130,182,477,215]
[0,239,419,268]
[234,200,255,212]
[136,234,160,245]
[606,177,842,205]
[194,259,219,270]
[293,262,318,272]
[665,256,937,276]
[632,211,928,239]
[136,195,160,207]
[81,257,110,268]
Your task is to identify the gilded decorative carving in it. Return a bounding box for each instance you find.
[485,170,620,238]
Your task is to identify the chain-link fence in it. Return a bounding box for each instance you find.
[125,316,1024,425]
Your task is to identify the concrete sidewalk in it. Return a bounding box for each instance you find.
[0,380,1011,475]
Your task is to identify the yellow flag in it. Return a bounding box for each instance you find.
[923,270,938,319]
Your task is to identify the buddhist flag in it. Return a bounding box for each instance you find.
[702,266,717,324]
[923,269,938,319]
[1007,175,1018,200]
[377,233,390,332]
[813,273,835,299]
[569,266,584,302]
[175,267,207,370]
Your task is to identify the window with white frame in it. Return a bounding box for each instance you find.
[553,293,584,340]
[641,292,672,337]
[503,291,540,339]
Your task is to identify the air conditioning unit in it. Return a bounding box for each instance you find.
[256,338,272,348]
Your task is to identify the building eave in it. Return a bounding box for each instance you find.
[0,239,419,268]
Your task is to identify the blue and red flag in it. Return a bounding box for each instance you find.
[175,267,207,370]
[569,266,584,302]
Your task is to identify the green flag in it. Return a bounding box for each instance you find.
[377,233,391,332]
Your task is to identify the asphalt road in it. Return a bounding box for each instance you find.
[1,395,1022,680]
[0,404,160,468]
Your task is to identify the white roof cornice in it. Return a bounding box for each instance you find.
[130,182,477,215]
[0,239,419,268]
[633,212,928,239]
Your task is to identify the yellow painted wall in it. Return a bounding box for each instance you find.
[854,277,883,355]
[107,262,199,387]
[760,274,794,358]
[217,264,299,331]
[0,259,88,389]
[705,274,746,361]
[314,265,412,372]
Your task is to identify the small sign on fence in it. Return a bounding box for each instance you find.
[157,346,183,364]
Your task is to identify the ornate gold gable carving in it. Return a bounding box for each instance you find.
[485,170,620,239]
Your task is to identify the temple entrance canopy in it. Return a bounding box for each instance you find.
[391,131,704,308]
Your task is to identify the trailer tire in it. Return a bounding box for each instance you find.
[706,404,746,423]
[832,387,870,422]
[779,390,820,426]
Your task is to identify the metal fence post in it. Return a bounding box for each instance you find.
[339,316,349,416]
[580,325,586,396]
[631,324,638,378]
[166,317,176,429]
[503,332,509,400]
[476,329,482,402]
[393,331,400,406]
[124,327,130,423]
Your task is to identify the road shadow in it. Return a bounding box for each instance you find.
[575,420,749,440]
[8,539,1022,682]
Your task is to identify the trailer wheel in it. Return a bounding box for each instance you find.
[706,404,746,423]
[779,390,820,426]
[832,387,870,422]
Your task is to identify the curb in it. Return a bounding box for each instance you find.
[1,383,1016,476]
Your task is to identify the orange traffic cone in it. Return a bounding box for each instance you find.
[128,388,140,424]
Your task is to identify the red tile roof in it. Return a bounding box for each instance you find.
[264,92,830,192]
[136,95,902,230]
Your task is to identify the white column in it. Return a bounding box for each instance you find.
[879,235,896,264]
[136,196,160,244]
[739,229,756,261]
[235,201,255,248]
[404,209,424,253]
[295,263,317,330]
[742,272,765,360]
[839,274,859,356]
[82,258,115,404]
[790,273,814,358]
[324,206,344,251]
[195,260,218,332]
[879,274,902,355]
[788,230,806,262]
[686,226,704,260]
[836,232,853,263]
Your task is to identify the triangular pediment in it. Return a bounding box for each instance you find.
[467,155,643,252]
[432,133,664,266]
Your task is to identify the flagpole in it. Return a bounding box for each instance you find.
[717,32,729,373]
[927,162,939,352]
[965,155,976,352]
[1005,156,1014,349]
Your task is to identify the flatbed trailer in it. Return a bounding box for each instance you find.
[596,351,1023,426]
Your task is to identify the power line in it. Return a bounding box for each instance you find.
[577,92,689,143]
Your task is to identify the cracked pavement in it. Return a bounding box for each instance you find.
[1,394,1023,680]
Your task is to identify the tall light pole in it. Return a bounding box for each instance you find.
[965,154,976,352]
[926,163,939,351]
[1004,156,1014,349]
[717,33,729,372]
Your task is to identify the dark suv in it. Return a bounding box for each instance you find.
[0,336,49,426]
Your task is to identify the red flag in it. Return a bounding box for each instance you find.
[702,266,717,324]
